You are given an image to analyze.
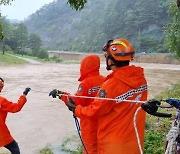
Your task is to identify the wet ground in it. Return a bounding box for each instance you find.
[0,62,180,154]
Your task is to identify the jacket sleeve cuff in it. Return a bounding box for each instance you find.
[74,105,83,118]
[20,95,27,103]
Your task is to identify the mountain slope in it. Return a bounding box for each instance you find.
[24,0,170,53]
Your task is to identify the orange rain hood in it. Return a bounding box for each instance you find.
[78,55,100,81]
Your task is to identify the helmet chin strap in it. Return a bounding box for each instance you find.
[0,81,4,92]
[106,56,115,70]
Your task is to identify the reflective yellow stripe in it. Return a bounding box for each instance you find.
[110,41,127,48]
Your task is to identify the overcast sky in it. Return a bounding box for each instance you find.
[0,0,54,20]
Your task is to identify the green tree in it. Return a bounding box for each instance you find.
[0,0,14,5]
[28,33,42,56]
[13,23,28,55]
[67,0,88,10]
[66,0,180,11]
[0,0,88,9]
[37,48,48,59]
[0,0,14,42]
[178,0,180,7]
[0,17,15,53]
[165,0,180,59]
[0,24,3,40]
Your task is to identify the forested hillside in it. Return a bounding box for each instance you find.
[24,0,170,53]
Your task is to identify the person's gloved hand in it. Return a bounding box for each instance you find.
[23,87,31,96]
[49,89,64,98]
[141,99,160,114]
[166,98,180,109]
[67,98,76,112]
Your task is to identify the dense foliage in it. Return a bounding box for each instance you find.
[165,0,180,59]
[0,17,48,58]
[0,0,14,5]
[67,0,88,10]
[24,0,170,54]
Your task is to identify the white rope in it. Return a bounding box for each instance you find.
[165,111,180,154]
[31,89,146,152]
[29,89,145,104]
[60,93,145,104]
[66,94,145,153]
[134,107,144,154]
[165,127,179,154]
[62,93,145,153]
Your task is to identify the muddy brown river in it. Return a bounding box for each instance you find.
[0,63,180,154]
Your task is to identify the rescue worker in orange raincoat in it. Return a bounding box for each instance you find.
[0,77,31,154]
[66,39,148,154]
[49,55,105,154]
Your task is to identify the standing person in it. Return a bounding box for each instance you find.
[67,39,148,154]
[0,77,31,154]
[49,54,105,154]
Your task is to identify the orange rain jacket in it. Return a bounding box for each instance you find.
[61,55,105,154]
[0,95,27,147]
[75,65,148,154]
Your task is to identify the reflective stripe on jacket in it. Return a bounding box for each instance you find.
[62,73,105,154]
[61,54,106,154]
[75,65,148,154]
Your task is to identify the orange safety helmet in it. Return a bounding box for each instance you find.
[0,77,4,92]
[103,38,135,61]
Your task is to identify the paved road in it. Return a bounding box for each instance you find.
[8,54,42,64]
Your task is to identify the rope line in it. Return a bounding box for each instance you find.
[134,107,143,154]
[31,89,145,154]
[31,89,50,94]
[31,89,145,104]
[61,93,145,104]
[73,114,88,154]
[165,110,180,154]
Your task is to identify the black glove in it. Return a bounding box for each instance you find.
[141,99,161,115]
[23,87,31,95]
[141,99,172,118]
[49,89,64,98]
[67,98,76,112]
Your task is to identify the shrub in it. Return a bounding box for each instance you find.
[37,48,48,59]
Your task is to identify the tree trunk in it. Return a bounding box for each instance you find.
[2,39,5,54]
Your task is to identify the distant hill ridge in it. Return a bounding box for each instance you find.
[24,0,170,53]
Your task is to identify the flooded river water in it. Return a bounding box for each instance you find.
[0,62,180,154]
